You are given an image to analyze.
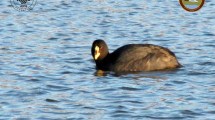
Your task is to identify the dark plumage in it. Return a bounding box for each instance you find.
[91,39,182,72]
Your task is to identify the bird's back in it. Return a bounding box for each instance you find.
[109,44,181,71]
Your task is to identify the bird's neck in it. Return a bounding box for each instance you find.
[95,54,110,71]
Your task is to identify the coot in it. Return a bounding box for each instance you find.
[91,39,181,72]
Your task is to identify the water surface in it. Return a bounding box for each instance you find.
[0,0,215,119]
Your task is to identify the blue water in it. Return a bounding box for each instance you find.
[0,0,215,119]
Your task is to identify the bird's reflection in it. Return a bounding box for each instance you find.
[94,70,108,77]
[94,68,182,81]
